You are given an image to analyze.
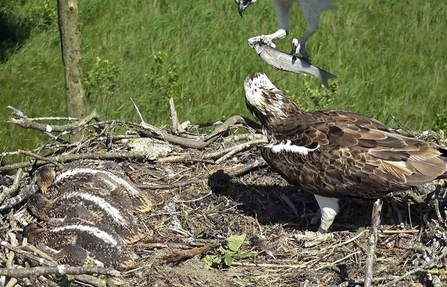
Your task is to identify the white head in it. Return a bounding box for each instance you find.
[244,72,296,122]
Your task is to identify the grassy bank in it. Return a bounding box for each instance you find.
[0,0,446,157]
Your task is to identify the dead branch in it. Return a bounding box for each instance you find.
[204,116,262,142]
[0,169,24,205]
[0,151,155,172]
[0,185,39,211]
[364,199,383,287]
[18,150,63,169]
[169,98,184,134]
[7,106,100,134]
[0,266,120,278]
[1,241,55,266]
[216,140,265,164]
[204,139,267,161]
[164,243,220,263]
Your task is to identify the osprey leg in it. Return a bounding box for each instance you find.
[314,194,339,233]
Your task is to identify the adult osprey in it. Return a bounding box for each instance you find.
[235,0,334,60]
[244,72,447,242]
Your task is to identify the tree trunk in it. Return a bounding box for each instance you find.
[57,0,85,142]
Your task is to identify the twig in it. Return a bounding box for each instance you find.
[176,191,213,203]
[7,106,100,134]
[204,139,267,159]
[18,150,63,169]
[228,159,266,177]
[381,229,419,234]
[1,241,55,266]
[0,169,24,205]
[316,251,362,271]
[72,275,106,287]
[138,179,206,190]
[130,97,146,123]
[164,243,220,263]
[169,98,183,134]
[383,247,447,286]
[322,230,366,251]
[204,115,262,142]
[0,151,155,172]
[215,139,267,164]
[0,185,38,211]
[364,199,383,287]
[230,261,308,268]
[28,116,79,121]
[0,266,120,278]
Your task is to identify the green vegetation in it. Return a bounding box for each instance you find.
[0,0,446,156]
[203,233,252,268]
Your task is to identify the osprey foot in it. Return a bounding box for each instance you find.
[248,35,276,49]
[291,38,310,61]
[294,231,333,248]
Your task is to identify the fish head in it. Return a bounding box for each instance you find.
[235,0,257,17]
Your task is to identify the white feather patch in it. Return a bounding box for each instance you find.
[63,192,128,227]
[54,168,140,196]
[266,140,319,155]
[51,224,119,246]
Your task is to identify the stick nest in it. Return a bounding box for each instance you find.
[1,106,447,287]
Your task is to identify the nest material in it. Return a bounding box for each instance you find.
[1,105,447,286]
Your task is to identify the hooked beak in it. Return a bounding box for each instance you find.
[238,4,246,17]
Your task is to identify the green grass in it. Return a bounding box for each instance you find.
[0,0,446,159]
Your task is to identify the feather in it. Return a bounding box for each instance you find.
[244,72,447,232]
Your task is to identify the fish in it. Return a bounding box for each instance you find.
[251,41,337,89]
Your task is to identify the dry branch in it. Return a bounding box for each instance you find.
[364,199,383,287]
[8,106,100,134]
[0,169,24,205]
[0,266,119,278]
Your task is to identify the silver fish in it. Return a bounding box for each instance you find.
[251,41,337,89]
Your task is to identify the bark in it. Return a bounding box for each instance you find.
[57,0,85,142]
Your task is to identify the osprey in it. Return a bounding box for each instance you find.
[235,0,334,60]
[244,72,447,242]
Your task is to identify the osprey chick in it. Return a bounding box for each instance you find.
[236,0,334,60]
[244,72,447,244]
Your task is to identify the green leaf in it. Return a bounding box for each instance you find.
[227,234,246,252]
[203,255,221,267]
[233,252,253,260]
[224,252,233,266]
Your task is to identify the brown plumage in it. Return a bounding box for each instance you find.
[35,166,56,196]
[48,161,153,213]
[27,192,145,244]
[23,223,137,269]
[244,72,447,234]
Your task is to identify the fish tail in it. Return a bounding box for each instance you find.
[317,69,337,89]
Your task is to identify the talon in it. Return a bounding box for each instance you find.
[291,38,300,55]
[290,38,310,61]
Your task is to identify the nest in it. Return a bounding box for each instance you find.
[1,104,447,287]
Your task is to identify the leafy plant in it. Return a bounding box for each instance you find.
[146,51,182,104]
[25,0,57,30]
[433,108,447,134]
[289,80,338,112]
[203,234,253,268]
[84,57,120,106]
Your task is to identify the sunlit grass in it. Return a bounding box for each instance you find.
[0,0,446,156]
